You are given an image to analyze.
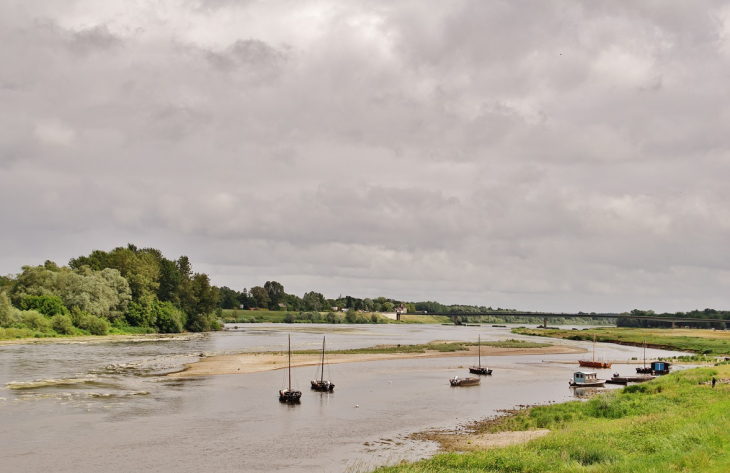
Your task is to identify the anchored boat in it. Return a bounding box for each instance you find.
[279,335,302,403]
[469,335,493,375]
[311,336,335,392]
[450,375,481,387]
[569,371,606,387]
[578,335,612,369]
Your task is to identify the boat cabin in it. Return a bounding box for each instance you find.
[572,371,599,385]
[650,361,671,375]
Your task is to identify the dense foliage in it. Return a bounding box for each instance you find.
[618,308,728,329]
[0,244,219,338]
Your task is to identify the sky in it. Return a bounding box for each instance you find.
[2,1,730,313]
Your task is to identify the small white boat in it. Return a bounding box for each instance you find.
[569,371,605,387]
[450,375,480,387]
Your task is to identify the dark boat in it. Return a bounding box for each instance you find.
[469,335,492,375]
[606,374,655,385]
[636,339,652,374]
[279,335,302,403]
[311,336,335,392]
[578,335,612,369]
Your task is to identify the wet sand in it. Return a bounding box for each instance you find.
[169,344,585,378]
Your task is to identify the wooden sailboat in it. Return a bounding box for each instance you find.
[636,339,652,374]
[311,336,335,392]
[450,375,480,386]
[578,334,611,369]
[279,335,302,403]
[469,335,493,375]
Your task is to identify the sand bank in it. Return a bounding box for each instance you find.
[168,344,585,378]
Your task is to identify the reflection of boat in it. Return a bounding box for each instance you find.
[578,335,612,369]
[279,335,302,403]
[636,339,652,374]
[569,371,605,387]
[469,335,493,375]
[311,336,335,392]
[450,375,480,386]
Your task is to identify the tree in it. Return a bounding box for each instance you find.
[264,281,285,310]
[249,286,269,309]
[302,291,327,312]
[218,286,241,309]
[20,295,68,317]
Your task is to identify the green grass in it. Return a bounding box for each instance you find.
[375,365,730,472]
[512,326,730,356]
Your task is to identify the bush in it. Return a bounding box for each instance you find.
[20,310,52,332]
[51,314,75,335]
[125,299,156,327]
[0,292,22,327]
[154,301,183,333]
[20,295,68,317]
[85,315,110,335]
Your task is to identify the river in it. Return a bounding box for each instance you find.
[0,324,689,472]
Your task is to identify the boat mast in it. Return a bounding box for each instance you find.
[643,338,646,369]
[288,334,292,392]
[478,335,481,368]
[321,336,326,383]
[592,334,596,362]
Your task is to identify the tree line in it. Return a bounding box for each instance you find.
[0,244,218,336]
[618,309,728,329]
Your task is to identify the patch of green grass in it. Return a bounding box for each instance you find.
[512,326,730,356]
[375,365,730,472]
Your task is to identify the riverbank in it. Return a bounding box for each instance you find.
[374,363,730,472]
[168,342,584,378]
[512,326,730,357]
[0,332,203,346]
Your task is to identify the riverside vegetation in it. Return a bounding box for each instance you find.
[375,363,730,472]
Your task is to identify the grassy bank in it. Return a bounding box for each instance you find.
[375,364,730,472]
[512,326,730,357]
[292,339,550,356]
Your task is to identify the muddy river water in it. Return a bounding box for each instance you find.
[0,324,689,472]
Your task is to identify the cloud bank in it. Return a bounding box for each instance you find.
[2,0,730,312]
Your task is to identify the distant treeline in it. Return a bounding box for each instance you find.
[4,244,726,338]
[618,309,728,329]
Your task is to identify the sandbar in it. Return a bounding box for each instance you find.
[168,344,585,378]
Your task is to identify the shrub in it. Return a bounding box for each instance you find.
[51,314,75,335]
[154,301,183,333]
[0,292,22,327]
[20,295,68,317]
[20,310,52,332]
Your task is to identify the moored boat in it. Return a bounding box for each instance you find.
[450,375,481,386]
[578,335,611,369]
[469,335,493,375]
[311,336,335,392]
[279,335,302,403]
[569,371,605,387]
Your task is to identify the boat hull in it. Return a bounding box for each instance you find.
[279,389,302,402]
[469,367,492,375]
[310,380,335,392]
[569,380,605,387]
[450,377,480,386]
[578,360,612,369]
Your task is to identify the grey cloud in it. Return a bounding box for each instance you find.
[2,0,730,312]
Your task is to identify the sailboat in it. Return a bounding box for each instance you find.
[469,335,493,375]
[636,339,652,374]
[578,334,611,369]
[279,335,302,403]
[311,336,335,392]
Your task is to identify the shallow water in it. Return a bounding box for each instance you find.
[0,324,688,472]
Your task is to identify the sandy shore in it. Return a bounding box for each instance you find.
[169,344,585,378]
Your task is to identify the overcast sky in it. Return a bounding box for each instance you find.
[2,1,730,312]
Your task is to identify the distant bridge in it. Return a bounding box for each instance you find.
[415,311,730,328]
